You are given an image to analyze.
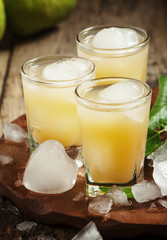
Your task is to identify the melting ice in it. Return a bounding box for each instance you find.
[98,80,146,122]
[88,195,113,215]
[158,199,167,209]
[92,27,141,49]
[42,58,93,81]
[16,221,37,232]
[99,81,144,104]
[23,140,78,194]
[148,141,167,196]
[0,154,13,165]
[73,192,85,202]
[107,185,131,206]
[3,123,28,143]
[132,180,162,203]
[72,221,103,240]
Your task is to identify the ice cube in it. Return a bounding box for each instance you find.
[78,167,85,177]
[72,221,103,240]
[15,171,24,188]
[148,142,167,195]
[153,158,167,196]
[148,160,153,168]
[88,195,113,215]
[99,81,145,103]
[0,154,13,165]
[23,140,78,194]
[158,199,167,209]
[149,202,157,209]
[132,180,162,203]
[147,141,167,161]
[3,123,28,143]
[16,221,37,232]
[73,192,85,202]
[107,185,131,206]
[99,81,146,122]
[146,202,157,213]
[92,27,141,49]
[42,58,93,81]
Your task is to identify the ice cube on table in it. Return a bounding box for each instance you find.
[107,185,131,206]
[0,154,13,165]
[88,195,113,215]
[92,27,141,49]
[23,140,78,194]
[148,141,167,196]
[16,221,37,232]
[146,202,157,213]
[158,199,167,209]
[153,159,167,196]
[132,180,162,203]
[147,141,167,161]
[42,58,93,81]
[72,221,103,240]
[3,123,28,143]
[73,192,85,202]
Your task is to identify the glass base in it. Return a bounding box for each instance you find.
[85,169,144,197]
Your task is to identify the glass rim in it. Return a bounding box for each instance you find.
[20,55,96,87]
[75,77,152,111]
[76,25,150,55]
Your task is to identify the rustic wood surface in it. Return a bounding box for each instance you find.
[0,0,167,239]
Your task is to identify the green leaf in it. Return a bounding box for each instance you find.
[145,128,165,156]
[149,75,167,129]
[121,187,134,198]
[99,186,134,198]
[99,186,110,194]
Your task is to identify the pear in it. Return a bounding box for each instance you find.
[3,0,77,36]
[0,0,6,40]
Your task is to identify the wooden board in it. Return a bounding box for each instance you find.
[0,88,167,239]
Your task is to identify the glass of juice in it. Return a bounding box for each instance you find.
[75,77,152,197]
[76,25,149,82]
[21,56,95,159]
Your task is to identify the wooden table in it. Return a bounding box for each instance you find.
[0,0,167,239]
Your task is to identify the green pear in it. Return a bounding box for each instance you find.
[3,0,77,36]
[0,0,6,40]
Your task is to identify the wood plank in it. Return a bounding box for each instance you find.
[0,32,13,136]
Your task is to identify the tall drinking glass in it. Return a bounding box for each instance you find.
[21,56,95,160]
[76,25,149,82]
[75,77,152,196]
